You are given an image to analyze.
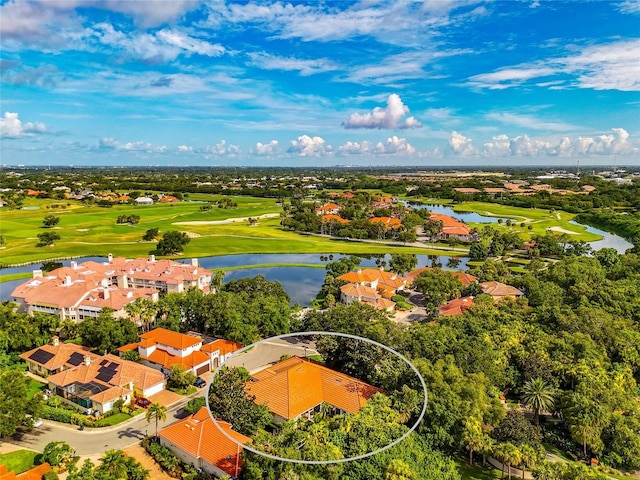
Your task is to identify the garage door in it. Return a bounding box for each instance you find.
[196,364,209,376]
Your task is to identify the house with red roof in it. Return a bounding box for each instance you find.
[118,328,242,376]
[321,214,350,224]
[0,463,52,480]
[337,267,409,311]
[480,281,524,302]
[158,195,179,203]
[438,296,474,316]
[159,407,250,479]
[46,353,166,414]
[369,216,402,230]
[428,212,478,242]
[246,356,382,423]
[315,203,341,215]
[406,267,477,287]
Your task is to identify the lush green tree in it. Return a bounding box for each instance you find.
[42,214,60,228]
[0,370,43,438]
[42,441,75,469]
[521,378,555,425]
[183,397,207,415]
[142,228,159,241]
[469,242,488,261]
[493,442,521,480]
[153,230,190,255]
[491,411,542,447]
[37,231,60,246]
[167,364,196,389]
[79,310,138,354]
[412,269,464,311]
[121,350,140,362]
[146,402,168,437]
[389,254,418,275]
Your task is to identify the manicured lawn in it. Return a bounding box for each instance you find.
[454,459,502,480]
[0,450,39,474]
[27,379,47,399]
[92,412,132,426]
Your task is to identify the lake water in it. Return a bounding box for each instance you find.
[568,221,634,254]
[0,253,467,306]
[407,203,507,223]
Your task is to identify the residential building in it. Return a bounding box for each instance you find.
[246,356,382,423]
[315,203,341,215]
[0,462,52,480]
[480,281,524,302]
[369,216,402,230]
[118,328,242,375]
[158,195,179,203]
[10,255,212,322]
[337,267,409,310]
[428,212,477,242]
[134,196,154,204]
[158,407,250,479]
[321,214,350,224]
[46,353,166,414]
[20,336,101,377]
[406,267,477,287]
[438,296,474,316]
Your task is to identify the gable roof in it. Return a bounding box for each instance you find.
[0,462,52,480]
[139,328,202,350]
[321,214,350,224]
[369,216,402,228]
[20,341,100,371]
[438,296,474,316]
[480,281,523,297]
[159,407,250,478]
[200,339,244,356]
[339,283,378,299]
[246,356,382,420]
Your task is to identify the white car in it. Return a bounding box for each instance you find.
[33,419,43,428]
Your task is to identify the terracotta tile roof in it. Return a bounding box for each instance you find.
[337,271,376,285]
[19,341,100,371]
[201,339,243,356]
[15,463,52,480]
[363,297,396,310]
[158,196,179,203]
[406,267,476,286]
[47,353,165,393]
[159,407,250,478]
[117,342,140,353]
[90,385,131,404]
[438,296,474,316]
[480,281,523,298]
[139,328,202,350]
[340,283,378,299]
[484,188,507,193]
[370,217,402,228]
[321,214,350,224]
[246,356,382,420]
[143,349,210,370]
[454,187,481,193]
[316,203,341,213]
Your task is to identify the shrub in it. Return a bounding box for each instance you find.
[43,471,59,480]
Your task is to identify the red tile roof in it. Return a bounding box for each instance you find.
[143,348,210,370]
[370,217,402,228]
[438,296,474,316]
[246,356,382,420]
[321,214,350,224]
[139,328,202,350]
[159,407,250,478]
[480,281,523,298]
[200,339,243,356]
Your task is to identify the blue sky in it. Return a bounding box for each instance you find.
[1,0,639,167]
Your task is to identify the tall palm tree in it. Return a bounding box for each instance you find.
[518,443,539,479]
[98,449,128,479]
[461,418,484,465]
[477,433,495,467]
[493,442,521,480]
[521,378,555,425]
[146,402,168,437]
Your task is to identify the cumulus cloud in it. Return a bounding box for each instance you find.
[253,140,281,155]
[0,111,48,137]
[98,137,166,153]
[479,128,637,157]
[343,94,422,129]
[288,135,330,156]
[205,140,240,155]
[177,145,193,152]
[374,136,416,154]
[449,131,477,156]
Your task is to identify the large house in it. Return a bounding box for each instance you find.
[315,203,341,215]
[20,336,101,377]
[159,407,250,479]
[438,296,474,316]
[337,267,409,310]
[246,356,382,423]
[46,353,166,414]
[480,281,524,302]
[10,255,212,322]
[406,267,478,287]
[428,212,477,242]
[0,463,52,480]
[118,328,242,376]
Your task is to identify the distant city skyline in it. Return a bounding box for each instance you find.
[1,0,639,166]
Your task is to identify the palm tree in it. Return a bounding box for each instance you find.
[493,442,521,480]
[477,433,495,467]
[98,449,128,479]
[521,378,555,425]
[518,443,539,479]
[146,402,168,437]
[461,418,484,465]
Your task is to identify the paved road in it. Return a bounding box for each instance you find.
[2,391,199,455]
[225,337,318,374]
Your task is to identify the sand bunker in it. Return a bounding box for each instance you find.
[548,226,578,235]
[174,213,280,226]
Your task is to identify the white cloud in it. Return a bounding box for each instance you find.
[204,140,240,155]
[253,140,281,155]
[98,137,166,153]
[177,145,193,152]
[288,135,330,156]
[618,0,640,14]
[449,131,477,156]
[468,67,556,90]
[374,136,416,155]
[0,111,48,137]
[485,112,580,132]
[338,140,372,155]
[343,94,422,129]
[248,52,337,76]
[479,128,637,157]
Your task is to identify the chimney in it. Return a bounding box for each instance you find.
[191,258,199,267]
[108,253,113,264]
[33,269,43,278]
[103,287,110,300]
[84,355,92,366]
[150,254,156,263]
[52,336,60,347]
[152,292,159,302]
[379,265,384,271]
[128,381,134,391]
[193,269,198,275]
[117,274,129,289]
[70,261,78,270]
[357,269,362,274]
[64,275,72,286]
[101,278,109,287]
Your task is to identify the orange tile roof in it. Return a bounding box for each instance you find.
[14,463,52,480]
[159,407,250,478]
[363,297,396,310]
[321,214,350,224]
[369,216,402,228]
[20,341,100,371]
[143,349,210,370]
[90,386,131,404]
[247,356,382,420]
[438,296,474,316]
[159,195,179,202]
[316,203,340,213]
[47,353,165,393]
[201,339,243,356]
[339,283,378,299]
[139,328,202,350]
[480,281,523,298]
[454,187,481,193]
[337,271,376,285]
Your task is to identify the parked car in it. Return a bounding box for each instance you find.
[194,377,207,388]
[136,397,151,408]
[33,419,43,428]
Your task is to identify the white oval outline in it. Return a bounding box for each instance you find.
[206,331,428,465]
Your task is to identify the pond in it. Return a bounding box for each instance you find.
[568,221,634,254]
[0,253,468,306]
[406,203,508,223]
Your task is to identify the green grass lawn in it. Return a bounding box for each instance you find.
[0,450,39,474]
[92,412,132,427]
[454,459,502,480]
[27,379,47,399]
